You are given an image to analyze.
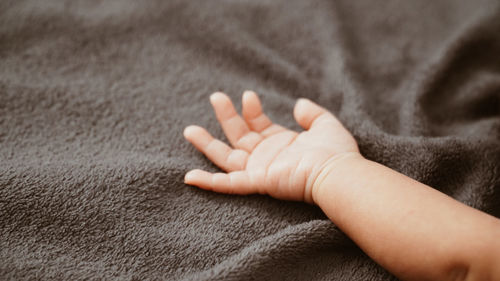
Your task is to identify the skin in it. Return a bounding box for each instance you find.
[183,91,500,281]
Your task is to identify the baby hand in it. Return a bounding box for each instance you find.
[183,91,359,204]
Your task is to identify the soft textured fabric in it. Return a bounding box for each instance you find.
[1,1,499,280]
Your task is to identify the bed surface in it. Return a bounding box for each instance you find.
[1,1,500,280]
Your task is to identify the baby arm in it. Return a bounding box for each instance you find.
[183,91,500,281]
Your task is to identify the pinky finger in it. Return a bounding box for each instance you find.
[184,169,257,195]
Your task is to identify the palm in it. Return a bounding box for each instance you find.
[184,91,358,203]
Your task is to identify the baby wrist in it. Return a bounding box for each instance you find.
[311,152,364,206]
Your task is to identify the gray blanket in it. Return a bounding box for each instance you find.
[1,1,499,280]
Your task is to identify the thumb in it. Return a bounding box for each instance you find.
[293,98,338,130]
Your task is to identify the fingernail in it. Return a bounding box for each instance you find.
[242,91,253,101]
[183,126,195,138]
[297,98,308,106]
[210,91,225,100]
[184,171,193,183]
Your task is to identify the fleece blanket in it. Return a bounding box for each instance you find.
[1,0,499,280]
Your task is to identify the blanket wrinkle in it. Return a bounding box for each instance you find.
[180,220,354,281]
[1,0,499,280]
[416,6,500,135]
